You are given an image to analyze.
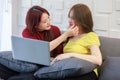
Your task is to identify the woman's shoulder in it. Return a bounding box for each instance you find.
[85,32,100,46]
[51,25,61,33]
[22,27,33,37]
[51,25,60,31]
[51,25,61,36]
[22,27,30,33]
[22,28,29,34]
[87,32,99,38]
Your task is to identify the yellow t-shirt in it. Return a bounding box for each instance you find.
[63,32,100,75]
[64,32,100,54]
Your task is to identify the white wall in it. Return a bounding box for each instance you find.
[93,0,120,38]
[12,0,120,38]
[12,0,19,35]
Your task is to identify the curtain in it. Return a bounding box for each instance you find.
[0,0,12,51]
[0,0,4,50]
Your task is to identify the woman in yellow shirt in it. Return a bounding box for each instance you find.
[52,3,102,80]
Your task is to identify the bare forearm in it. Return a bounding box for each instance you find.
[49,26,78,51]
[69,53,102,66]
[49,32,68,51]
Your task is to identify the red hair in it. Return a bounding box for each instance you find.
[26,6,49,34]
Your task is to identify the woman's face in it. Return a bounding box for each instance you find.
[68,10,83,33]
[38,13,51,31]
[68,10,76,27]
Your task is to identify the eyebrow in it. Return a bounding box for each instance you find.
[41,16,50,22]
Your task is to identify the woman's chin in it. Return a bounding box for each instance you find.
[46,26,51,30]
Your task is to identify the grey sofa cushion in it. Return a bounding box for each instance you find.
[34,58,97,79]
[99,56,120,80]
[99,36,120,60]
[0,51,39,72]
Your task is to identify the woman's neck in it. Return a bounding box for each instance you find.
[70,32,86,41]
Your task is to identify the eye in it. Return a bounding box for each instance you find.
[41,16,50,23]
[69,16,75,20]
[43,21,47,23]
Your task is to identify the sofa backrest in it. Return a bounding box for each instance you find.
[99,36,120,60]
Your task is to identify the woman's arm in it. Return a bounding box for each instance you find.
[69,45,102,66]
[49,26,78,51]
[52,45,102,66]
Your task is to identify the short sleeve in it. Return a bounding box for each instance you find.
[85,32,100,48]
[22,28,36,39]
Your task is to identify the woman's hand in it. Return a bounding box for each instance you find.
[51,53,72,65]
[49,25,78,51]
[64,25,79,37]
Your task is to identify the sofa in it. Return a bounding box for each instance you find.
[98,36,120,80]
[0,36,120,80]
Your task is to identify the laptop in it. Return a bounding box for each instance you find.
[11,35,51,66]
